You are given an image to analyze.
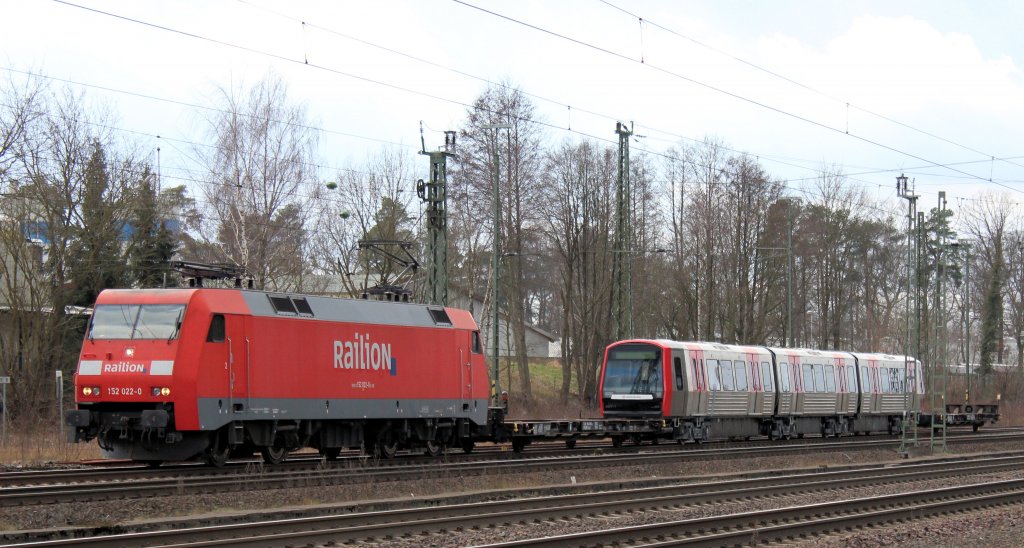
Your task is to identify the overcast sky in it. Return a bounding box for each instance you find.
[4,0,1023,218]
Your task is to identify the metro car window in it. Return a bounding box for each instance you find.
[761,362,774,392]
[719,360,734,390]
[778,362,790,392]
[89,304,186,340]
[824,365,836,392]
[802,364,815,392]
[706,359,721,391]
[673,357,683,390]
[734,362,748,391]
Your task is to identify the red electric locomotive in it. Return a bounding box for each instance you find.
[65,288,491,466]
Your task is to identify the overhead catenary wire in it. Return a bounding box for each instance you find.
[450,0,1023,194]
[23,2,1021,214]
[46,0,998,196]
[596,0,1024,174]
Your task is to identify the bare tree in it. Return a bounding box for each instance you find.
[308,146,417,296]
[454,82,546,403]
[961,193,1013,374]
[542,138,616,404]
[199,73,319,291]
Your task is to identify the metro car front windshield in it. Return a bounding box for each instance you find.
[603,346,663,398]
[88,304,186,340]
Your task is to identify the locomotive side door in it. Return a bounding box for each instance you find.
[226,315,249,413]
[462,330,480,413]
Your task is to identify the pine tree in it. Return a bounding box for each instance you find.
[67,140,125,307]
[125,166,178,287]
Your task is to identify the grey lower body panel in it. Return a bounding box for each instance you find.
[196,397,490,431]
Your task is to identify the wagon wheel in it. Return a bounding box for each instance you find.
[261,439,288,465]
[320,447,341,461]
[423,440,444,457]
[565,438,577,449]
[611,436,624,448]
[142,460,164,468]
[511,438,528,453]
[460,439,475,454]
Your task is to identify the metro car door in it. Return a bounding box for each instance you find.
[749,352,764,416]
[225,315,249,413]
[689,350,707,415]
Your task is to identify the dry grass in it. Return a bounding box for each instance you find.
[0,426,101,467]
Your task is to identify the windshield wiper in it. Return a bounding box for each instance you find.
[167,308,184,343]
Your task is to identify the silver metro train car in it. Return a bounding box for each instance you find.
[600,340,923,442]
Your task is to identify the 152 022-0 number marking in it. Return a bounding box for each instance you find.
[107,387,143,397]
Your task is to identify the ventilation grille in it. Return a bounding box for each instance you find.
[268,295,315,317]
[428,308,451,325]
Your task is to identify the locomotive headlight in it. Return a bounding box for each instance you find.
[82,387,92,396]
[160,387,171,397]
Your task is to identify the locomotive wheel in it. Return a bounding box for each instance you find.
[423,440,444,457]
[320,447,341,461]
[261,443,288,465]
[206,432,231,468]
[460,440,475,454]
[376,439,398,459]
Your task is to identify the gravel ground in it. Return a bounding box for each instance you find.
[3,439,1024,546]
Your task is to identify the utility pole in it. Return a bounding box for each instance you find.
[961,240,971,402]
[483,123,511,406]
[786,198,796,347]
[612,121,634,341]
[897,173,919,454]
[417,126,456,306]
[931,191,948,452]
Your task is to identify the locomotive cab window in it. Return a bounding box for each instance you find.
[89,304,186,340]
[207,314,225,342]
[471,331,483,354]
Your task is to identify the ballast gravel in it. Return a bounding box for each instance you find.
[2,439,1023,547]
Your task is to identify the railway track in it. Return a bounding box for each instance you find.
[2,430,1020,507]
[4,427,1017,488]
[5,452,1024,546]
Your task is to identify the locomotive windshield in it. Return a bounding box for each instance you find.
[603,346,663,399]
[88,304,186,340]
